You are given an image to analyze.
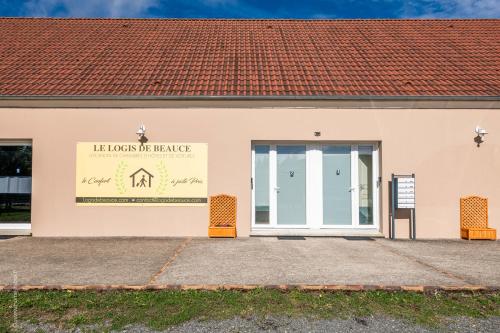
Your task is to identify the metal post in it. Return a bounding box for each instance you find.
[412,173,416,240]
[390,173,395,239]
[409,208,412,239]
[412,208,416,240]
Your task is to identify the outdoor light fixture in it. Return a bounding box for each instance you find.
[474,126,488,146]
[136,124,148,144]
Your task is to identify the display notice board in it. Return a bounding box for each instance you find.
[390,174,416,239]
[395,177,415,209]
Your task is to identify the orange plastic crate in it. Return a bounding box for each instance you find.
[461,228,496,240]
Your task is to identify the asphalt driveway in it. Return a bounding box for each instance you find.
[0,236,498,288]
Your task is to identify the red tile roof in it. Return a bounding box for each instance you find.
[0,18,499,97]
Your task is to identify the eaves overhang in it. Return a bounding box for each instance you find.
[0,95,499,101]
[0,95,498,109]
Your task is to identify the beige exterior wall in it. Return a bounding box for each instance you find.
[1,105,499,238]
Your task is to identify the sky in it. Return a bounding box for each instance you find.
[0,0,498,19]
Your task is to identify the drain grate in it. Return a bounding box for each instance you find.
[343,236,374,241]
[277,236,306,240]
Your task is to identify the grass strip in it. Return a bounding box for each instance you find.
[0,290,498,332]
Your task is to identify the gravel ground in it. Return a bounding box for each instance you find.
[15,316,500,333]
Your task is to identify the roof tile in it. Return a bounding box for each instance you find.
[0,18,498,97]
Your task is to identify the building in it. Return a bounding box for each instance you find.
[0,18,498,238]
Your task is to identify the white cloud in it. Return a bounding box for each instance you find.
[402,0,500,18]
[19,0,500,19]
[23,0,159,18]
[446,0,500,17]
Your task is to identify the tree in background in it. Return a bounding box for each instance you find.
[0,146,32,176]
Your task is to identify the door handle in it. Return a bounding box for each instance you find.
[274,187,281,192]
[349,187,356,192]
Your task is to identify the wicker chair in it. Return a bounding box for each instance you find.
[208,194,237,238]
[460,196,496,240]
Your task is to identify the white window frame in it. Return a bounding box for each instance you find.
[251,142,380,232]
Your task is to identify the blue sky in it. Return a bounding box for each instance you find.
[0,0,498,19]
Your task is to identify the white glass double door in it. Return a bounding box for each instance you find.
[252,143,379,229]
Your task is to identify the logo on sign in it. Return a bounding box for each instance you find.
[130,168,154,188]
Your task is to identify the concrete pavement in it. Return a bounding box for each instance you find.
[0,236,498,289]
[0,237,184,285]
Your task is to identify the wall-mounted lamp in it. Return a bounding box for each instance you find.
[136,124,148,144]
[474,126,488,147]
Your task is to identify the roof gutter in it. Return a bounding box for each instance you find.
[1,95,498,109]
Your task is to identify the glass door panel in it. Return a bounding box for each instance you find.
[0,144,32,224]
[277,145,306,225]
[252,143,378,229]
[358,146,374,225]
[254,145,270,224]
[322,145,352,225]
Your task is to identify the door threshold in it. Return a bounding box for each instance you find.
[0,229,31,236]
[251,229,384,237]
[0,224,32,236]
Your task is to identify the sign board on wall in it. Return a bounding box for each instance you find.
[76,142,207,206]
[395,177,415,209]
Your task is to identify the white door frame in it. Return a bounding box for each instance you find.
[251,142,380,231]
